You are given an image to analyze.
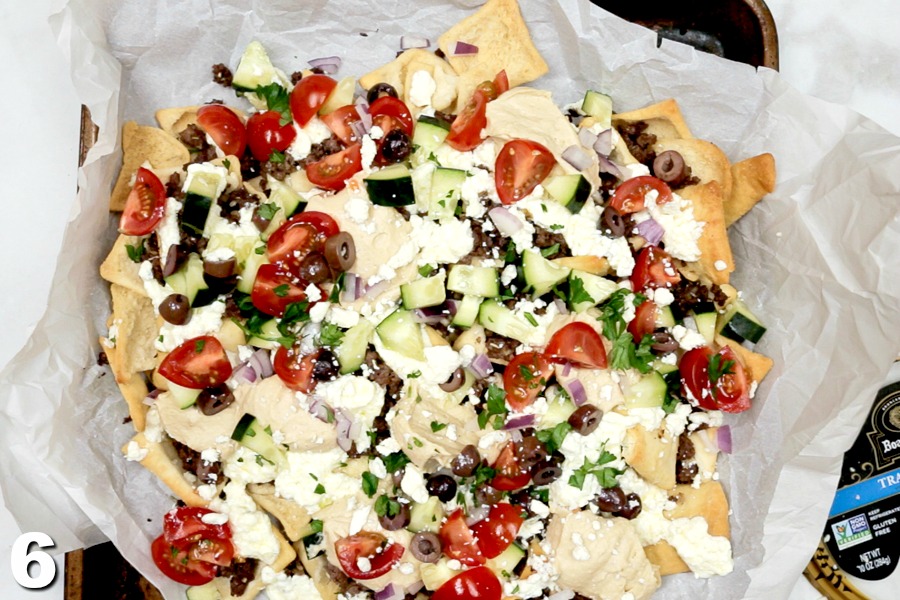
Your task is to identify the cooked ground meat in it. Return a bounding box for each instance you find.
[598,171,618,199]
[616,120,657,167]
[97,351,109,366]
[211,63,233,87]
[240,152,261,181]
[364,347,403,402]
[484,332,519,363]
[670,278,729,319]
[260,154,300,182]
[457,218,509,265]
[677,432,696,461]
[290,71,304,85]
[433,110,455,126]
[218,187,258,223]
[676,461,699,484]
[141,233,165,283]
[170,440,221,484]
[165,172,184,201]
[219,558,258,597]
[533,229,569,260]
[297,136,344,168]
[178,124,217,164]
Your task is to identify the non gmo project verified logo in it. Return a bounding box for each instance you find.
[832,514,873,551]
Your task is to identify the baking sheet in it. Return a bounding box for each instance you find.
[2,0,899,599]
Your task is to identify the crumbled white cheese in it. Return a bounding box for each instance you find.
[223,445,279,485]
[317,375,385,452]
[124,441,148,462]
[210,482,280,564]
[275,448,358,512]
[344,196,372,224]
[261,568,324,600]
[633,190,705,262]
[672,324,707,351]
[400,465,429,503]
[408,70,437,107]
[156,299,227,352]
[409,215,474,266]
[327,306,361,328]
[155,197,183,266]
[201,512,229,526]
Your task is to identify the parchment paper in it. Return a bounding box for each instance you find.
[1,0,898,598]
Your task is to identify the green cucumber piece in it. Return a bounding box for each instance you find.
[428,167,466,221]
[656,305,676,328]
[164,253,209,305]
[167,381,202,409]
[184,164,227,201]
[407,497,444,534]
[447,265,499,298]
[376,309,425,360]
[261,179,305,239]
[451,294,482,328]
[232,41,280,92]
[486,542,526,579]
[412,115,451,155]
[246,319,283,349]
[230,413,286,467]
[582,90,613,128]
[181,193,213,236]
[653,359,679,375]
[693,312,718,346]
[522,249,570,297]
[186,581,222,600]
[624,371,668,409]
[365,164,416,207]
[401,274,447,309]
[478,299,535,345]
[334,320,375,375]
[540,390,576,428]
[543,173,591,214]
[568,269,618,313]
[237,249,269,294]
[719,299,767,343]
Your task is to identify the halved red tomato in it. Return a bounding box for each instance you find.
[631,246,681,291]
[151,534,217,586]
[628,300,660,341]
[119,167,166,236]
[196,104,247,157]
[446,72,507,152]
[470,503,524,559]
[163,507,231,546]
[246,110,297,161]
[290,74,337,126]
[680,345,751,413]
[334,532,405,580]
[433,566,502,600]
[490,441,532,492]
[545,322,608,370]
[503,352,554,411]
[158,336,232,390]
[274,345,320,393]
[368,96,414,137]
[439,509,485,566]
[266,211,339,275]
[321,104,363,145]
[306,143,362,191]
[495,139,555,205]
[609,175,673,214]
[250,264,309,317]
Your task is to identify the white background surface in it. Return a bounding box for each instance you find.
[0,0,897,598]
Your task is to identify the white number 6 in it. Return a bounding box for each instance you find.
[11,532,57,589]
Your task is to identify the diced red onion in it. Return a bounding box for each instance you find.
[562,145,592,172]
[504,414,536,430]
[717,425,733,454]
[635,217,665,246]
[355,102,373,131]
[308,395,332,423]
[142,389,161,406]
[412,302,457,324]
[375,583,405,600]
[468,353,494,378]
[553,297,569,315]
[340,273,362,303]
[412,309,446,325]
[562,362,572,377]
[400,35,430,50]
[308,56,342,74]
[561,378,587,406]
[488,206,523,236]
[349,119,369,141]
[465,505,490,526]
[593,128,612,156]
[364,279,391,300]
[578,127,598,150]
[335,409,356,452]
[451,41,479,56]
[248,348,274,379]
[229,363,258,386]
[598,154,625,180]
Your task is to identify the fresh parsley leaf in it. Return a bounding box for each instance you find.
[273,284,290,297]
[568,450,622,490]
[194,339,206,353]
[276,300,311,342]
[264,425,273,435]
[524,312,539,327]
[412,437,424,448]
[314,483,326,495]
[329,272,345,303]
[478,384,509,430]
[473,463,497,487]
[708,353,735,390]
[309,519,323,534]
[254,245,266,255]
[418,264,435,277]
[607,332,636,371]
[383,452,410,474]
[374,495,401,518]
[222,158,231,169]
[540,243,560,257]
[504,240,518,263]
[255,83,291,124]
[361,471,378,498]
[430,421,447,433]
[568,276,595,307]
[318,322,345,348]
[125,239,145,263]
[257,202,279,221]
[269,150,286,163]
[549,224,564,231]
[407,370,422,379]
[536,422,572,454]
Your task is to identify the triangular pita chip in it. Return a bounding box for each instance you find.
[247,483,312,543]
[726,153,776,227]
[654,137,733,199]
[107,283,159,379]
[679,181,734,285]
[155,105,247,139]
[110,121,190,211]
[717,334,774,384]
[99,234,146,295]
[122,433,208,507]
[622,424,677,490]
[613,98,694,140]
[360,49,459,113]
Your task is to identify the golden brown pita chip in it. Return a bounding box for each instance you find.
[654,138,732,200]
[717,334,774,384]
[109,121,190,211]
[212,528,295,600]
[622,424,677,490]
[99,234,148,295]
[726,153,776,227]
[108,284,159,380]
[155,105,247,139]
[247,483,312,542]
[104,355,149,431]
[359,49,459,113]
[298,544,342,600]
[552,255,610,276]
[438,0,548,108]
[122,433,208,507]
[679,181,734,286]
[613,98,694,140]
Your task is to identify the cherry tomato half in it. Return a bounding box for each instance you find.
[151,534,218,586]
[196,104,247,157]
[439,509,485,566]
[157,336,233,390]
[251,263,309,317]
[680,345,751,413]
[306,143,362,191]
[631,246,681,292]
[609,175,673,214]
[321,104,363,146]
[246,110,297,162]
[490,441,532,492]
[544,322,608,370]
[470,503,524,559]
[503,352,554,411]
[368,96,414,138]
[163,507,231,547]
[290,74,337,126]
[628,300,660,341]
[119,167,166,236]
[495,139,556,205]
[334,531,405,580]
[266,211,338,275]
[446,71,507,152]
[274,345,321,393]
[433,566,502,600]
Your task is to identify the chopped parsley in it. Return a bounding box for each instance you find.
[194,339,206,353]
[523,312,539,327]
[430,421,448,433]
[478,384,509,430]
[273,284,290,297]
[254,83,292,125]
[568,276,595,307]
[314,483,326,495]
[374,495,401,518]
[472,463,497,487]
[568,450,622,490]
[418,264,435,277]
[407,370,422,379]
[269,150,286,163]
[328,272,345,303]
[125,239,145,263]
[309,519,323,534]
[540,243,560,257]
[536,422,572,454]
[318,322,345,347]
[361,471,378,498]
[257,202,279,221]
[598,289,653,373]
[708,353,735,394]
[383,452,410,474]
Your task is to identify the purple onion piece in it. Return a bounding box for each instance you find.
[598,154,625,180]
[354,103,373,131]
[365,279,391,300]
[578,127,598,150]
[308,395,332,423]
[468,353,494,379]
[335,409,354,452]
[142,389,162,406]
[717,425,733,454]
[340,273,359,303]
[562,362,572,377]
[400,35,430,50]
[593,128,613,157]
[405,581,425,596]
[249,348,274,379]
[412,309,446,325]
[562,378,587,406]
[635,217,665,246]
[308,56,342,74]
[451,41,479,56]
[229,363,258,386]
[553,297,569,315]
[349,119,369,142]
[374,582,405,600]
[465,504,490,526]
[488,206,523,236]
[562,144,592,172]
[504,414,537,430]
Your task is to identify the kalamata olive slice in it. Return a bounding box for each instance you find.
[451,445,481,478]
[515,436,548,470]
[323,232,356,272]
[252,205,272,232]
[594,486,627,513]
[312,349,340,381]
[426,474,457,502]
[650,331,679,354]
[159,293,191,325]
[378,501,410,531]
[380,128,412,164]
[197,385,236,416]
[676,461,699,484]
[366,82,399,104]
[203,256,237,279]
[298,252,332,284]
[391,468,405,489]
[474,483,504,506]
[439,367,466,393]
[196,459,222,484]
[410,532,442,563]
[531,460,562,486]
[617,493,643,519]
[599,206,626,238]
[652,150,687,184]
[162,244,185,278]
[567,404,603,436]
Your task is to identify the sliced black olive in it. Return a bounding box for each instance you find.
[203,256,237,279]
[594,486,627,513]
[650,331,679,354]
[567,404,603,436]
[616,492,643,520]
[311,349,340,381]
[451,445,481,478]
[531,460,562,486]
[379,128,411,164]
[378,501,410,531]
[652,150,687,184]
[366,82,399,104]
[297,252,332,284]
[410,532,442,563]
[162,244,185,277]
[439,367,466,393]
[426,474,457,502]
[599,206,626,238]
[159,293,191,325]
[474,483,504,506]
[515,436,548,470]
[324,232,356,272]
[197,385,235,416]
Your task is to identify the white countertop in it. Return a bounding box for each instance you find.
[1,0,897,597]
